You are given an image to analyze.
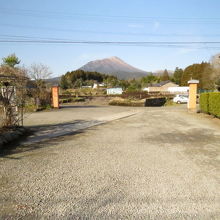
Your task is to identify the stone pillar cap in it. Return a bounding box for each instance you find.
[188,80,199,84]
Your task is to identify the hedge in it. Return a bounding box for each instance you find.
[200,92,220,117]
[200,93,209,113]
[209,93,220,117]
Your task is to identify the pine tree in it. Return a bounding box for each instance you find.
[2,53,20,68]
[161,69,170,81]
[173,67,183,85]
[60,75,69,89]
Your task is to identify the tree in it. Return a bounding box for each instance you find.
[118,80,130,90]
[2,53,20,68]
[28,63,52,89]
[62,69,114,88]
[60,75,69,89]
[28,63,52,81]
[181,62,214,89]
[127,79,141,91]
[140,74,158,87]
[210,53,220,90]
[28,63,52,108]
[161,69,170,81]
[173,67,183,85]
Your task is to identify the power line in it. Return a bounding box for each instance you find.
[0,39,220,47]
[1,8,220,20]
[1,25,220,38]
[0,34,72,41]
[0,40,220,44]
[1,8,220,24]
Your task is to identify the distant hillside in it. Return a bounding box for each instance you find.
[45,76,61,85]
[79,56,149,79]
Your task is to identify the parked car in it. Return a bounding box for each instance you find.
[173,94,189,104]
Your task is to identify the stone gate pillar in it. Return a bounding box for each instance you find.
[52,86,60,108]
[188,80,199,112]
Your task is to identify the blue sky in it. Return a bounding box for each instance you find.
[0,0,220,76]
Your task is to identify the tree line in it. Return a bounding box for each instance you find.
[60,70,118,89]
[60,55,220,92]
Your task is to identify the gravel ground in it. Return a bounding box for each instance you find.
[23,104,140,127]
[0,105,220,219]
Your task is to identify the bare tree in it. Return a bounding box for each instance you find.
[28,63,52,85]
[27,63,52,109]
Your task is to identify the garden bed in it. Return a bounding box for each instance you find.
[0,126,29,152]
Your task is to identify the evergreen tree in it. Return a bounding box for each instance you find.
[181,62,214,89]
[2,53,20,68]
[140,74,158,87]
[173,67,183,85]
[60,75,69,89]
[161,69,170,81]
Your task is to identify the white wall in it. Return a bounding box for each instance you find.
[168,87,189,93]
[107,88,123,95]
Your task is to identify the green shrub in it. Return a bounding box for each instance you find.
[200,93,209,113]
[72,97,85,102]
[209,92,220,118]
[200,92,220,118]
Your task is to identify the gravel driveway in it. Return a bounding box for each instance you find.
[0,105,220,219]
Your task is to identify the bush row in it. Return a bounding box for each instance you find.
[59,97,85,104]
[109,98,145,107]
[200,92,220,117]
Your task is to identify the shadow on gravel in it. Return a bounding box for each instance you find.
[51,187,219,219]
[143,127,220,169]
[0,120,91,158]
[27,120,88,129]
[143,127,220,146]
[0,130,85,159]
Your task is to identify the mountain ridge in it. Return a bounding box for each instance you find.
[79,56,148,79]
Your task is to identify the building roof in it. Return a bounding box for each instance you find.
[150,80,177,87]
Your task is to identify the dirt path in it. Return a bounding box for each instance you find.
[0,105,220,219]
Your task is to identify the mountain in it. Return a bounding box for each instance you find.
[79,56,148,79]
[45,76,61,85]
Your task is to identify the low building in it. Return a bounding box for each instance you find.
[147,81,178,92]
[107,87,123,95]
[168,86,189,93]
[143,81,189,94]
